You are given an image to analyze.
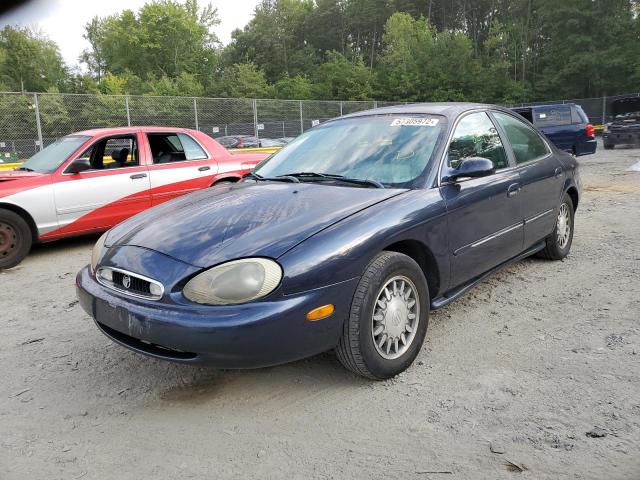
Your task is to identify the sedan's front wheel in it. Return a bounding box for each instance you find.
[336,251,429,379]
[538,193,574,260]
[0,209,32,270]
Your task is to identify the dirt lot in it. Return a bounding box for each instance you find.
[1,143,639,480]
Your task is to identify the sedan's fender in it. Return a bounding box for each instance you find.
[278,188,450,300]
[0,180,58,238]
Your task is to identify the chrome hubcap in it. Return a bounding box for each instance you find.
[0,222,17,257]
[371,275,420,360]
[556,203,571,249]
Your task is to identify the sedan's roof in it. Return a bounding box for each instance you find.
[340,102,509,120]
[73,126,198,136]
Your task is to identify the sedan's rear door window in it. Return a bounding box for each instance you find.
[147,133,208,163]
[493,112,550,164]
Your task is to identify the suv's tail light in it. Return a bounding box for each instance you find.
[586,124,595,138]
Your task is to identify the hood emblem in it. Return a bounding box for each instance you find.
[122,275,131,289]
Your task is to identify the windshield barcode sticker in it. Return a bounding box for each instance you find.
[390,118,439,127]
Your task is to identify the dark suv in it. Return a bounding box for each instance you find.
[603,97,640,149]
[512,103,596,156]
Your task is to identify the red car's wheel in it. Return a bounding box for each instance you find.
[0,209,32,269]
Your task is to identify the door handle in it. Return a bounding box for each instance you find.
[507,183,521,198]
[554,167,563,178]
[198,166,211,172]
[130,173,147,180]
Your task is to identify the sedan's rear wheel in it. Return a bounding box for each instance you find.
[538,193,574,260]
[336,251,429,380]
[0,209,32,269]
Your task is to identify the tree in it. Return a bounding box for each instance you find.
[0,26,68,92]
[217,63,275,98]
[80,1,219,81]
[313,51,373,100]
[275,75,314,99]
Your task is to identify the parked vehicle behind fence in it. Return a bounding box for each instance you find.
[602,96,640,149]
[511,103,596,156]
[0,127,270,269]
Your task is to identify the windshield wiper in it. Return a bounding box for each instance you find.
[15,166,34,172]
[243,172,300,183]
[282,172,384,189]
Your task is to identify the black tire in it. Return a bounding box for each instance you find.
[336,251,430,380]
[603,143,614,150]
[537,193,574,261]
[0,209,33,269]
[211,179,236,187]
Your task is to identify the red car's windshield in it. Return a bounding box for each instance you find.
[18,135,90,173]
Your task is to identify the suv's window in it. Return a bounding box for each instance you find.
[534,106,572,126]
[72,135,139,171]
[447,112,509,170]
[493,112,550,164]
[147,133,208,163]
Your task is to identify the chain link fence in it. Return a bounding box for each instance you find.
[1,91,638,162]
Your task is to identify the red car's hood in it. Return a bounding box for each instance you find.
[0,170,45,182]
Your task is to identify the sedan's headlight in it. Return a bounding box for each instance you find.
[91,232,109,272]
[183,258,282,305]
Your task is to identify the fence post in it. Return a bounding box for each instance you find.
[33,93,43,151]
[339,101,343,116]
[601,95,606,125]
[374,100,378,109]
[299,100,304,134]
[282,121,285,138]
[125,95,131,127]
[252,99,259,138]
[193,97,199,131]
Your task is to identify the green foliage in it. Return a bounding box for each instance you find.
[0,26,68,92]
[79,1,219,87]
[275,75,314,99]
[313,51,373,100]
[217,63,275,98]
[3,0,640,104]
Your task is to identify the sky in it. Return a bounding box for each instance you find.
[0,0,259,67]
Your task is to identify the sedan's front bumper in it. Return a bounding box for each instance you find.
[77,266,358,368]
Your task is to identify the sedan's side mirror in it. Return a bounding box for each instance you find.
[442,157,495,183]
[66,159,92,174]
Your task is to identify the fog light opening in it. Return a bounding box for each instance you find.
[306,304,335,321]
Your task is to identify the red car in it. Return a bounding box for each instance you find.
[0,127,269,269]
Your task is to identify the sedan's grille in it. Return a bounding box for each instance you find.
[96,267,164,300]
[112,270,151,295]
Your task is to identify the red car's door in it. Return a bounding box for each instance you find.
[144,131,219,206]
[51,133,151,236]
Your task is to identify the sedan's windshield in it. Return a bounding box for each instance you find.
[254,115,445,188]
[19,135,90,173]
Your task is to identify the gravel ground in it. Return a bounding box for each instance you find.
[1,142,639,480]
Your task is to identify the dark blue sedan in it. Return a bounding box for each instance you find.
[77,103,581,379]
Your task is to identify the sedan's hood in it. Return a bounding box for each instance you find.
[106,181,407,268]
[0,170,44,183]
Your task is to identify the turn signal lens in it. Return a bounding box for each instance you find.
[306,304,335,321]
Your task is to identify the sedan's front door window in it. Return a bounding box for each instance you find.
[492,112,550,164]
[447,112,508,170]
